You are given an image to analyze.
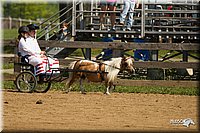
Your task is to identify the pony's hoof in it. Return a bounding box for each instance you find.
[62,89,70,94]
[63,91,69,94]
[80,91,86,94]
[105,92,111,95]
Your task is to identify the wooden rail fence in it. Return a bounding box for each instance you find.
[2,39,199,88]
[3,39,199,69]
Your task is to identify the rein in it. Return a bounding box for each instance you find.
[90,59,122,70]
[67,56,131,71]
[94,57,133,70]
[67,56,122,70]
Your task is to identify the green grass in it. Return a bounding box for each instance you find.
[3,46,15,54]
[69,48,103,57]
[3,81,199,96]
[3,29,18,40]
[3,28,46,40]
[3,63,14,69]
[115,86,199,96]
[2,81,16,90]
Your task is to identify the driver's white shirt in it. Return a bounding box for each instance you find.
[18,36,41,56]
[18,36,59,75]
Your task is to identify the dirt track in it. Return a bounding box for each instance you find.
[3,90,199,132]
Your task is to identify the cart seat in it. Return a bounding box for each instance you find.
[17,52,35,73]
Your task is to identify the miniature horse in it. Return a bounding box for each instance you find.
[65,57,134,95]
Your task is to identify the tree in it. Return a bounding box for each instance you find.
[3,2,59,20]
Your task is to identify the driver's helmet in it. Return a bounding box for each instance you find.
[18,26,29,34]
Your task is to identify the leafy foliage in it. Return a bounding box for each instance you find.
[3,2,59,20]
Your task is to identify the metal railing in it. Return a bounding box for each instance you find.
[3,1,199,41]
[36,0,82,40]
[73,1,200,40]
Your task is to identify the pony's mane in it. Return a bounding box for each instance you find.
[103,57,122,83]
[103,57,122,69]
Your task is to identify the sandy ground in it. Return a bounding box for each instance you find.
[2,90,199,132]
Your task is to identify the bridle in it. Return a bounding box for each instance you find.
[73,57,133,71]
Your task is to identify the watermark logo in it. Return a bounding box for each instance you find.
[170,118,195,127]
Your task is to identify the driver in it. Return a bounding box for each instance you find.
[18,24,60,81]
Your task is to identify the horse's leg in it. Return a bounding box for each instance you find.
[109,82,116,92]
[113,85,116,91]
[109,85,115,93]
[66,78,76,93]
[65,73,76,93]
[104,81,111,95]
[105,86,111,95]
[80,78,86,94]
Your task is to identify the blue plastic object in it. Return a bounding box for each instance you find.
[100,37,118,60]
[133,38,150,61]
[102,37,117,42]
[134,50,150,61]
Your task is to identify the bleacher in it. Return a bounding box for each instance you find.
[35,0,199,64]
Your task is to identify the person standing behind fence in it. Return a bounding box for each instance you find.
[56,22,70,41]
[99,0,117,31]
[119,0,139,31]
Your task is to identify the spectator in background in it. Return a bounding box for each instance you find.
[56,22,70,41]
[119,0,139,31]
[166,5,173,17]
[99,0,117,31]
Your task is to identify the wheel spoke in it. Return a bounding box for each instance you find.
[15,71,37,93]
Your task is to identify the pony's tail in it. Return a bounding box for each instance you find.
[66,61,77,87]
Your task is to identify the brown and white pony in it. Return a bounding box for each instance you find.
[65,57,134,95]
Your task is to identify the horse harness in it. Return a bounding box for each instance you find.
[75,58,129,81]
[75,60,107,81]
[97,62,107,81]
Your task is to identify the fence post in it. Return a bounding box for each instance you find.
[80,0,91,60]
[183,51,188,62]
[9,16,12,29]
[90,0,94,24]
[29,19,32,24]
[141,0,145,38]
[72,0,76,38]
[79,0,84,29]
[19,18,22,27]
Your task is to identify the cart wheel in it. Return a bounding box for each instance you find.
[34,77,51,93]
[15,71,37,93]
